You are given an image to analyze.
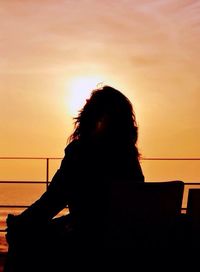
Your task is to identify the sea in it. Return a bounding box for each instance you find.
[0,208,12,253]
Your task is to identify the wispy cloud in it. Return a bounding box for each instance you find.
[0,0,200,75]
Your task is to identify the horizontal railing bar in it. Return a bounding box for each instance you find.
[0,205,188,210]
[0,181,47,184]
[0,157,62,160]
[0,181,200,186]
[142,158,200,160]
[0,205,28,208]
[1,157,200,160]
[184,183,200,186]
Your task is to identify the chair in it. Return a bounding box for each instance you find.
[187,188,200,221]
[186,188,200,249]
[104,180,184,250]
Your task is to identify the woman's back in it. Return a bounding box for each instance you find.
[62,139,144,246]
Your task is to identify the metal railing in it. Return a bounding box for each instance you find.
[0,157,62,233]
[1,156,200,232]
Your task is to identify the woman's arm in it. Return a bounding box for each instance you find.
[5,141,77,243]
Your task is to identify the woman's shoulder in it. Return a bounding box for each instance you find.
[64,140,81,155]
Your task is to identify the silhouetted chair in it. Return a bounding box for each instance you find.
[104,180,184,252]
[186,188,200,249]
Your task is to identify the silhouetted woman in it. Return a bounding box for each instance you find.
[5,85,144,271]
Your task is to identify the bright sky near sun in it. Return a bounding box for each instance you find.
[67,76,105,116]
[1,0,200,182]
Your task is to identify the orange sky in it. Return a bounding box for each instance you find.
[1,0,200,182]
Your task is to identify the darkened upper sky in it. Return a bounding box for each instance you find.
[1,0,200,74]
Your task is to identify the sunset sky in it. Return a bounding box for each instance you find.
[1,0,200,182]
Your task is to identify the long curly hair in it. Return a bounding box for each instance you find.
[68,85,140,158]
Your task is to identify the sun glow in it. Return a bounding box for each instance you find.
[67,76,105,117]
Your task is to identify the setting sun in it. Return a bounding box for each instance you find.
[67,76,105,117]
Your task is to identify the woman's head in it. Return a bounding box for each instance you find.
[69,85,139,156]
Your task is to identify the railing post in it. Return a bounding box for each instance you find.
[46,158,49,191]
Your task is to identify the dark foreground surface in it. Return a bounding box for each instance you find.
[0,253,7,272]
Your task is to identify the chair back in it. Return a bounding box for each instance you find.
[187,188,200,224]
[105,180,184,249]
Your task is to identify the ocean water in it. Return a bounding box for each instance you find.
[0,234,7,253]
[0,215,8,253]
